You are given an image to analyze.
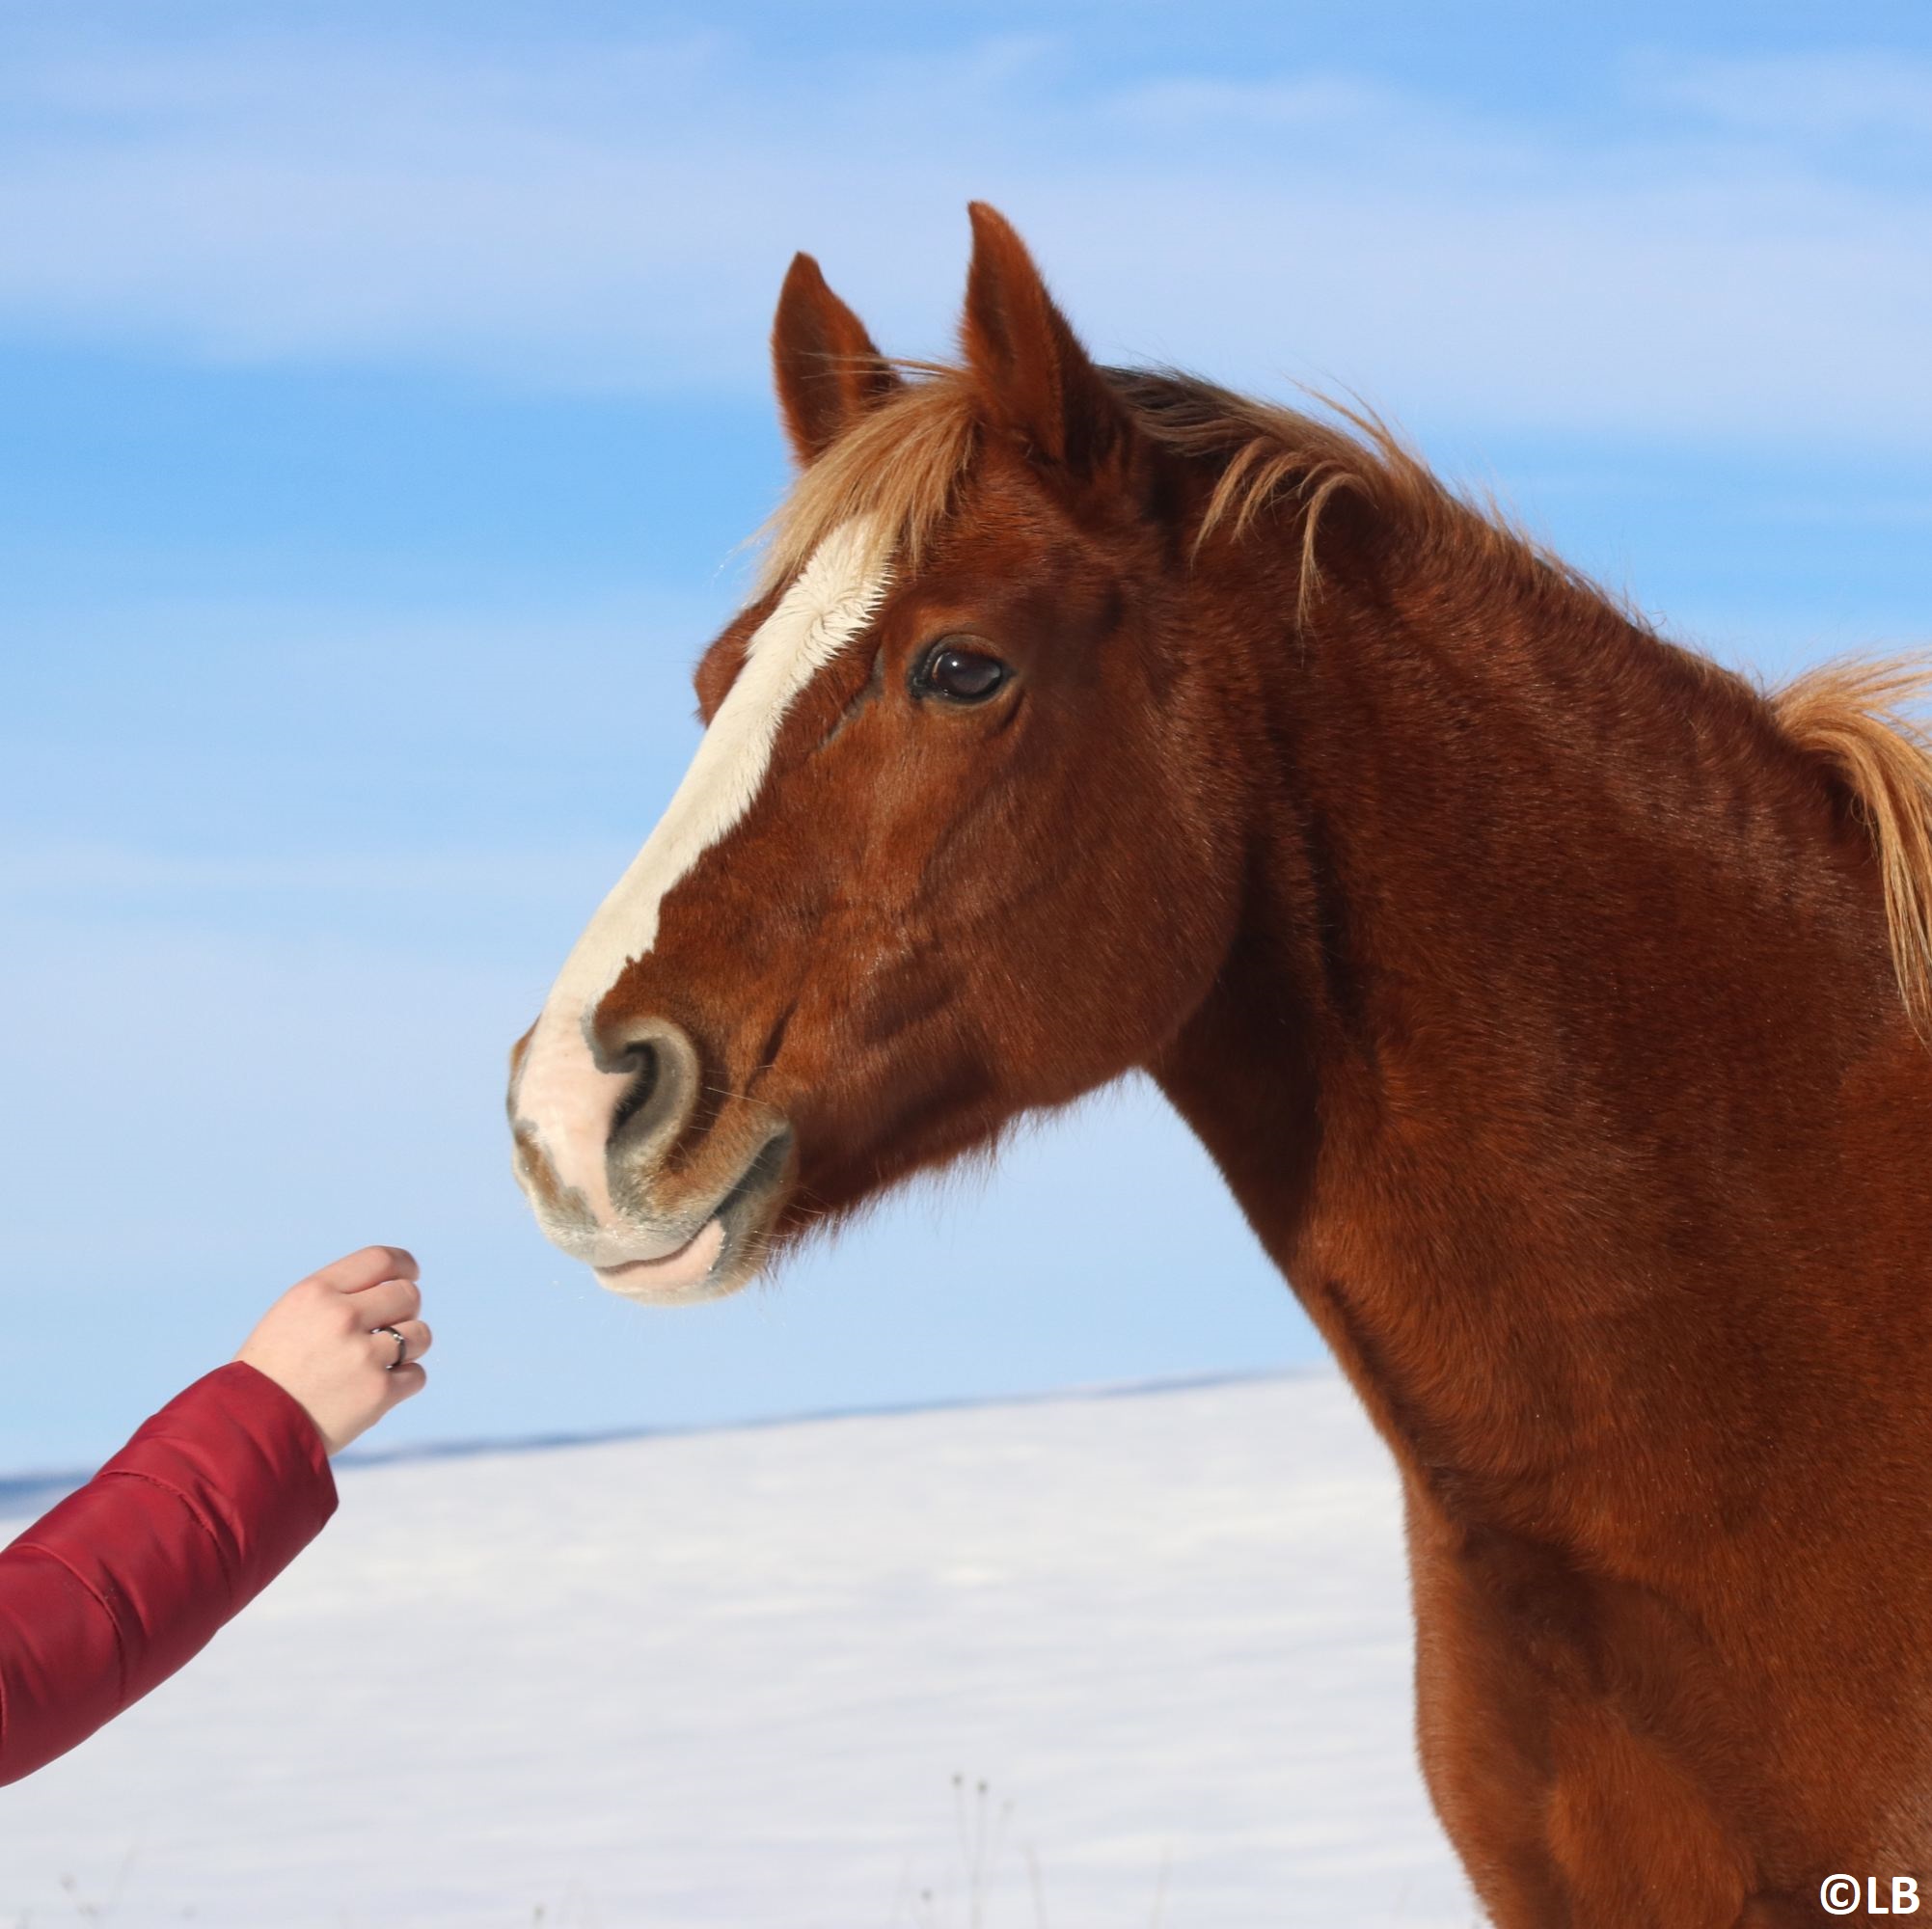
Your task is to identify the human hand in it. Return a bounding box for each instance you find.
[234,1246,431,1455]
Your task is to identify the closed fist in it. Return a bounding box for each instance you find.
[235,1245,432,1455]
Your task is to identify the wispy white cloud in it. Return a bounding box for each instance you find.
[1645,50,1932,144]
[0,30,1927,438]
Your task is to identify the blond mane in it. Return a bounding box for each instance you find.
[757,361,1932,1043]
[1773,657,1932,1039]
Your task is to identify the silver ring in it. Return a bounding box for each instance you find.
[373,1324,407,1371]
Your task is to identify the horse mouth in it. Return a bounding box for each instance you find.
[594,1220,729,1299]
[592,1128,794,1305]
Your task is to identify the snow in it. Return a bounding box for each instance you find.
[0,1372,1480,1927]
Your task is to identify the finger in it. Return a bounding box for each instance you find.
[368,1319,432,1369]
[310,1245,420,1295]
[352,1277,422,1329]
[385,1362,427,1403]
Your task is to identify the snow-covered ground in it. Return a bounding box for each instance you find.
[0,1372,1478,1928]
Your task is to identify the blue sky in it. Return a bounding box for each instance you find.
[2,4,1929,1469]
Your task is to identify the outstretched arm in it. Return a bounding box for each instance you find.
[0,1244,430,1785]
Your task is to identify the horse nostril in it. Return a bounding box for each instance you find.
[590,1019,700,1179]
[608,1043,658,1143]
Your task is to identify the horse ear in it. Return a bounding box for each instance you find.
[772,253,903,465]
[960,202,1129,477]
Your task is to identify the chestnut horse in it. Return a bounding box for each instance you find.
[509,205,1932,1924]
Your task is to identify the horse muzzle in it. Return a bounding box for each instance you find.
[508,1011,795,1303]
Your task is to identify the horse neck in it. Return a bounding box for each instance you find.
[1148,507,1896,1533]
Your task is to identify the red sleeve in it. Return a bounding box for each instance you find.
[0,1361,337,1785]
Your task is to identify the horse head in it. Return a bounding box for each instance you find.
[507,206,1244,1299]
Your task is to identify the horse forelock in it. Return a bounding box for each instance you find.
[754,366,980,596]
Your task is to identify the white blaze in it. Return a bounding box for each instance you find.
[513,518,892,1247]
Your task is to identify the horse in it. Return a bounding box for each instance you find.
[507,204,1932,1925]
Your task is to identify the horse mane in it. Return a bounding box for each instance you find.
[1773,658,1932,1038]
[755,359,1932,1042]
[761,360,1536,601]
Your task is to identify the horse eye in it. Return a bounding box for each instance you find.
[919,642,1007,703]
